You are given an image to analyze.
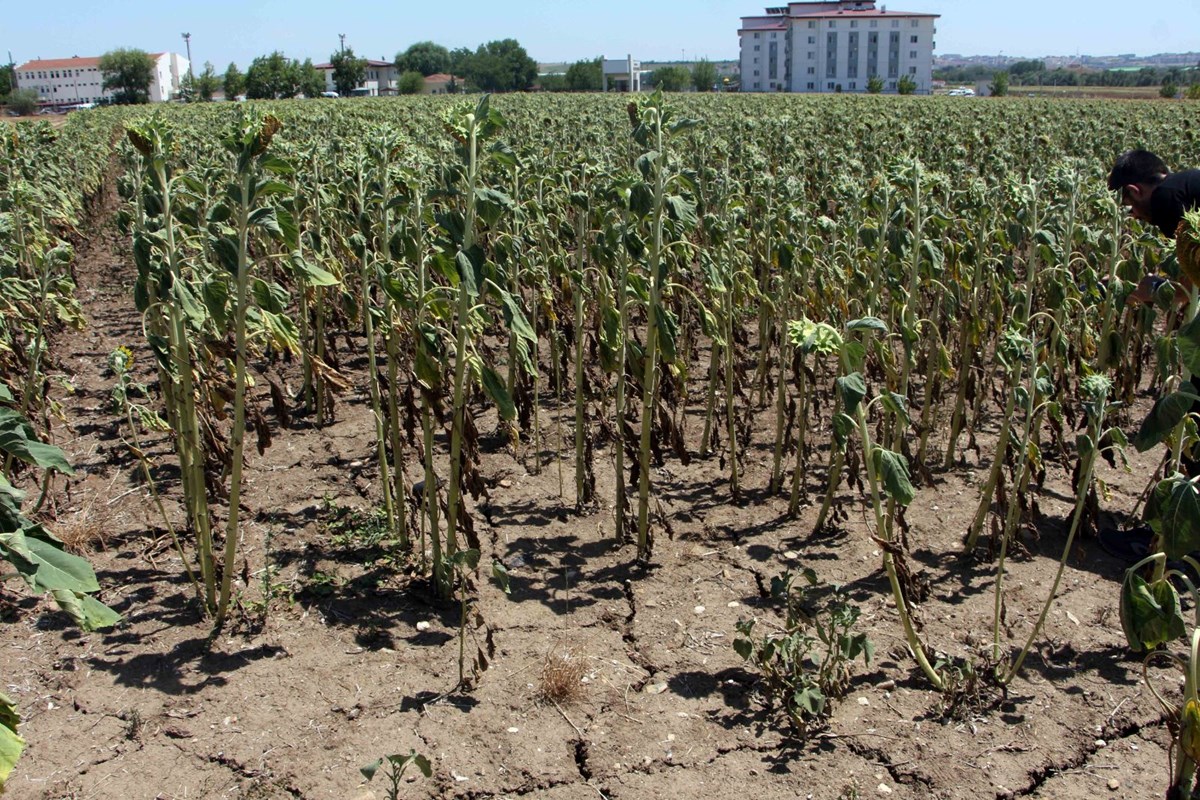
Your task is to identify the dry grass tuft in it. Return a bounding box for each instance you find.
[55,499,115,555]
[538,649,587,705]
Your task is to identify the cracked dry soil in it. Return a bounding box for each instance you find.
[0,165,1187,800]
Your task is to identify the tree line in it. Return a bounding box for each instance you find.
[936,59,1200,89]
[2,39,739,111]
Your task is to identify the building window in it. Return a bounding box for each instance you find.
[808,36,815,44]
[808,20,816,28]
[870,20,878,27]
[807,51,815,59]
[827,82,835,89]
[911,19,919,27]
[807,66,815,74]
[827,32,838,77]
[849,81,857,89]
[754,44,760,51]
[911,35,919,43]
[828,20,836,27]
[892,20,900,27]
[910,51,917,59]
[889,80,896,88]
[754,69,760,76]
[754,32,760,38]
[850,20,857,27]
[807,82,815,89]
[909,66,917,74]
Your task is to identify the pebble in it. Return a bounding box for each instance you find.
[878,785,893,795]
[878,680,896,691]
[645,682,668,695]
[1094,739,1107,748]
[694,605,706,614]
[858,697,871,706]
[1107,779,1120,791]
[500,479,513,488]
[416,621,431,632]
[783,550,799,560]
[507,727,519,733]
[727,601,740,608]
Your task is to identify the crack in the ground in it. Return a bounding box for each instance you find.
[621,578,659,690]
[188,748,309,799]
[1011,712,1167,798]
[842,736,935,790]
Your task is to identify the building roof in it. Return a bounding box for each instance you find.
[18,54,165,71]
[741,1,937,30]
[790,7,939,17]
[314,58,394,70]
[740,16,790,30]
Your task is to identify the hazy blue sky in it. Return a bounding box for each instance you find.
[6,0,1198,70]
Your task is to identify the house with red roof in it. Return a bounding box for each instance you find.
[14,52,189,106]
[740,1,939,94]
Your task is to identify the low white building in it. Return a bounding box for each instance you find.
[601,56,642,92]
[14,52,188,105]
[739,1,938,94]
[314,59,398,96]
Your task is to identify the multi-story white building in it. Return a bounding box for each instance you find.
[739,1,938,94]
[314,59,399,96]
[14,52,188,106]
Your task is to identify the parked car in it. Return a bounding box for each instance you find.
[320,91,340,98]
[948,87,976,97]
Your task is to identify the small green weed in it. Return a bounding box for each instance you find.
[734,568,873,735]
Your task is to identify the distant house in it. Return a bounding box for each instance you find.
[314,59,398,96]
[422,73,462,94]
[14,52,189,106]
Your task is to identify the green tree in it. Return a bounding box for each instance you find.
[897,74,917,95]
[298,58,324,98]
[448,47,473,77]
[1186,84,1200,100]
[651,66,690,91]
[98,48,156,104]
[0,62,14,97]
[398,70,425,94]
[691,59,718,92]
[989,70,1009,97]
[564,58,602,91]
[245,52,293,99]
[194,61,220,102]
[1161,82,1179,99]
[331,47,367,95]
[245,52,319,99]
[1008,59,1045,77]
[463,39,537,92]
[867,74,884,94]
[223,62,245,99]
[539,73,567,92]
[396,41,450,76]
[6,88,38,115]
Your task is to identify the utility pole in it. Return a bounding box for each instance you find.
[339,34,346,55]
[181,32,194,88]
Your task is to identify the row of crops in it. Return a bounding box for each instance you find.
[5,93,1200,793]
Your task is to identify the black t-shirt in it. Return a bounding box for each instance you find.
[1150,169,1200,238]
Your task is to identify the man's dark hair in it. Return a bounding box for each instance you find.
[1108,149,1170,191]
